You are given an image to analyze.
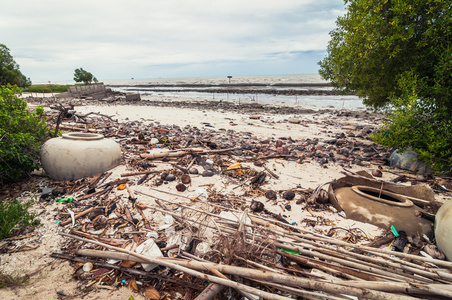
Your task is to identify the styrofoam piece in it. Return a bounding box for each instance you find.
[135,239,163,271]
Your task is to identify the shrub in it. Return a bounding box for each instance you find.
[0,84,47,185]
[372,68,452,173]
[0,198,39,239]
[0,271,29,288]
[22,84,72,93]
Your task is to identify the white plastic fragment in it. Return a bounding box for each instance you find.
[146,231,159,239]
[194,188,209,201]
[420,251,433,259]
[135,239,163,271]
[195,242,212,256]
[219,211,253,234]
[166,233,192,257]
[164,215,174,225]
[67,208,75,227]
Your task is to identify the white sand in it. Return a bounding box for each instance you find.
[0,90,405,299]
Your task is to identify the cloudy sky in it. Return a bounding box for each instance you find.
[1,0,345,83]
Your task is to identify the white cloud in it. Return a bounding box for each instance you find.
[1,0,345,82]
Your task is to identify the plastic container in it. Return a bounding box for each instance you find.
[389,148,430,174]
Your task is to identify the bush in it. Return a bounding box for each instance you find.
[372,68,452,173]
[0,271,29,288]
[0,198,39,239]
[0,84,47,184]
[22,84,72,93]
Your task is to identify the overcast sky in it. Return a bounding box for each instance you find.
[1,0,345,83]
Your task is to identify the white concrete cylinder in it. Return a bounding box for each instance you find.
[435,200,452,261]
[40,132,122,180]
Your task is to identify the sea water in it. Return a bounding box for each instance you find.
[48,74,365,110]
[104,74,365,110]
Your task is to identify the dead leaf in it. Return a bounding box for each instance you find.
[127,277,139,293]
[144,286,160,299]
[135,202,147,210]
[120,260,136,268]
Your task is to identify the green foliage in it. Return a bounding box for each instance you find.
[0,198,39,240]
[22,84,73,93]
[372,60,452,173]
[0,271,29,288]
[0,85,47,184]
[320,0,452,173]
[0,44,31,88]
[319,0,451,109]
[73,68,98,85]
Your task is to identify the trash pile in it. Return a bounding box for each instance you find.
[4,102,452,299]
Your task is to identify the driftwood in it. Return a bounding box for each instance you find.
[194,283,225,300]
[124,207,140,243]
[69,230,127,247]
[99,178,128,188]
[70,240,414,300]
[140,147,237,160]
[60,207,95,226]
[51,252,203,290]
[76,186,112,201]
[120,170,159,177]
[135,191,452,298]
[62,233,293,300]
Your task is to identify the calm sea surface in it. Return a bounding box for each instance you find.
[52,74,366,110]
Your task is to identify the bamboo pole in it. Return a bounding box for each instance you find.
[69,240,415,300]
[140,147,237,160]
[77,248,452,299]
[141,193,452,280]
[147,195,451,279]
[284,234,451,283]
[194,283,225,300]
[62,233,291,300]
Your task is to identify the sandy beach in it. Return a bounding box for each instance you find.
[1,76,450,300]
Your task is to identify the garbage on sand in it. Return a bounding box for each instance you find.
[5,99,452,299]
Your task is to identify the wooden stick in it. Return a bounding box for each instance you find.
[64,233,417,300]
[140,147,237,160]
[284,235,451,283]
[136,206,151,230]
[69,230,127,246]
[99,178,128,188]
[124,207,140,243]
[152,201,452,286]
[137,189,452,271]
[76,186,112,201]
[62,233,292,300]
[120,170,159,177]
[194,283,225,300]
[125,185,135,199]
[207,267,258,300]
[60,207,95,226]
[263,164,279,179]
